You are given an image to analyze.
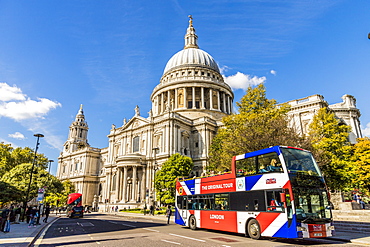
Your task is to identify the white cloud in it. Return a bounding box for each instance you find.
[0,83,26,101]
[361,122,370,137]
[219,65,231,74]
[223,72,266,91]
[8,132,26,140]
[0,82,61,121]
[270,70,277,75]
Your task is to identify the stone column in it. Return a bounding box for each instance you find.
[161,93,165,114]
[122,166,128,202]
[217,90,221,111]
[222,92,226,113]
[210,89,213,110]
[175,88,178,110]
[117,167,122,201]
[192,87,196,109]
[183,87,187,109]
[141,166,146,203]
[167,90,171,110]
[201,87,205,109]
[131,165,137,202]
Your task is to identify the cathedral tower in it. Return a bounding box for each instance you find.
[63,105,90,153]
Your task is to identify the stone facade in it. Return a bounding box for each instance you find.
[285,94,362,143]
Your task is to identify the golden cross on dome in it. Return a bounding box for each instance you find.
[188,15,193,26]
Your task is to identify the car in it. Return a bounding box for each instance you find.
[67,206,84,218]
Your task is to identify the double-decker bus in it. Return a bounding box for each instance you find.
[175,146,334,239]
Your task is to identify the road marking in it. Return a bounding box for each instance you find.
[121,223,137,228]
[169,233,206,242]
[143,228,159,232]
[161,239,181,245]
[33,219,56,247]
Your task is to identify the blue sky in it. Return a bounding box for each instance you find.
[0,1,369,175]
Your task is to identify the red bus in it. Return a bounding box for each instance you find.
[67,193,82,206]
[175,146,334,239]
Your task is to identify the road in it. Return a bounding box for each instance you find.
[35,213,363,247]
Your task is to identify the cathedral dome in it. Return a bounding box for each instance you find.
[163,48,220,74]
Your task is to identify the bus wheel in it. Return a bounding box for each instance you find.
[189,215,197,230]
[247,219,261,240]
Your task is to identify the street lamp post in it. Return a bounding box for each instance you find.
[21,133,44,221]
[48,160,54,174]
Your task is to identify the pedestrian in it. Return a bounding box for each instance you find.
[28,207,38,228]
[3,208,11,233]
[26,206,32,224]
[149,205,154,216]
[36,207,41,225]
[144,204,147,215]
[14,205,21,224]
[166,205,172,224]
[1,206,10,232]
[115,206,118,212]
[43,204,50,223]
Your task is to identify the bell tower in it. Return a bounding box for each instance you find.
[63,104,90,153]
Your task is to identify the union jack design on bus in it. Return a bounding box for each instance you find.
[175,146,335,239]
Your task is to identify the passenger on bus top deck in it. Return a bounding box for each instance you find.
[267,159,282,172]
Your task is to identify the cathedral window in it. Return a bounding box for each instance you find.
[133,136,140,153]
[201,71,205,76]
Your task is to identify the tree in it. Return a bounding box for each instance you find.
[0,143,48,178]
[0,181,22,203]
[154,153,193,204]
[351,137,370,193]
[208,84,310,171]
[1,163,63,203]
[308,107,353,191]
[46,180,75,206]
[0,143,14,178]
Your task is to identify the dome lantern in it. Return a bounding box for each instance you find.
[184,15,199,49]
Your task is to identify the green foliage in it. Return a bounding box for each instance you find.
[45,180,76,206]
[209,84,311,171]
[0,143,48,178]
[154,153,194,204]
[1,163,63,203]
[308,107,353,191]
[351,137,370,193]
[0,181,22,203]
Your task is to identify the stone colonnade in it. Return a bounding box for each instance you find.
[154,87,232,115]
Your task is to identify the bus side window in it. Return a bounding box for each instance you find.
[236,157,256,176]
[177,196,184,209]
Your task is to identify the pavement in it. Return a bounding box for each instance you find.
[0,215,60,247]
[1,212,369,246]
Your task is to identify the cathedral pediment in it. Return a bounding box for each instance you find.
[121,116,150,131]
